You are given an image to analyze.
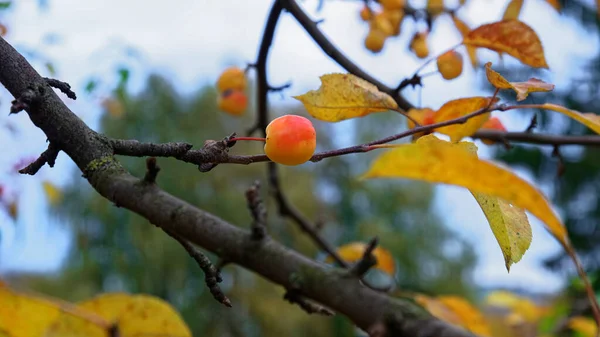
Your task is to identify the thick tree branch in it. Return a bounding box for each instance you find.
[0,35,476,337]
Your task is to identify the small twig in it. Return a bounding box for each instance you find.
[525,114,538,133]
[552,145,566,178]
[10,88,37,115]
[45,77,76,100]
[245,180,267,240]
[18,142,60,175]
[348,237,378,277]
[143,157,160,183]
[162,228,231,307]
[284,289,334,316]
[395,74,423,92]
[112,139,193,157]
[268,81,292,92]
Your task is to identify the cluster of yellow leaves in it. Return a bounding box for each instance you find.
[328,242,396,276]
[0,281,191,337]
[486,291,547,324]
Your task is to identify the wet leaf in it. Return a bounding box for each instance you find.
[464,20,548,68]
[293,73,398,122]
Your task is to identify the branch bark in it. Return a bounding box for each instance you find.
[0,35,476,337]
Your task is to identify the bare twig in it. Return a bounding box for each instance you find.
[162,228,231,308]
[143,157,160,183]
[45,77,76,100]
[284,289,335,316]
[245,180,267,240]
[348,237,379,277]
[525,114,538,133]
[18,142,60,175]
[551,145,566,178]
[10,87,37,114]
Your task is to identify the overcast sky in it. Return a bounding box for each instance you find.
[0,0,598,294]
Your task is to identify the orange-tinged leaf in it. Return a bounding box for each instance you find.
[0,285,61,337]
[294,73,398,122]
[415,294,492,336]
[485,62,554,101]
[117,295,192,337]
[433,97,498,142]
[414,294,463,326]
[452,16,478,68]
[438,296,492,336]
[42,181,62,206]
[464,20,548,68]
[327,242,396,276]
[568,316,597,337]
[545,0,560,11]
[361,134,569,247]
[503,0,524,20]
[536,103,600,134]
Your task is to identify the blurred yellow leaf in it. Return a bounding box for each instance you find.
[535,103,600,135]
[0,23,7,37]
[486,291,543,323]
[0,284,62,337]
[433,97,498,142]
[485,62,554,101]
[464,20,548,68]
[452,16,478,68]
[568,316,598,337]
[78,293,133,322]
[117,295,192,337]
[361,134,569,248]
[503,0,524,20]
[427,0,444,16]
[7,201,17,220]
[415,294,492,336]
[293,73,398,122]
[102,98,125,118]
[42,181,63,206]
[327,242,396,276]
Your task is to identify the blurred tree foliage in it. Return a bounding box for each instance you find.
[14,74,476,336]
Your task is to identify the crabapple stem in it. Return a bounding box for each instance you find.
[364,144,402,151]
[229,137,267,142]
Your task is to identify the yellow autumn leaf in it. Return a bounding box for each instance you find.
[360,134,569,248]
[326,242,396,276]
[293,73,398,122]
[415,294,492,337]
[486,291,543,323]
[451,16,478,68]
[568,316,598,337]
[464,20,548,68]
[0,284,62,337]
[472,193,531,271]
[503,0,524,20]
[42,181,63,206]
[427,0,444,16]
[78,293,133,322]
[535,103,600,135]
[485,62,554,101]
[44,314,108,337]
[433,97,498,142]
[117,295,192,337]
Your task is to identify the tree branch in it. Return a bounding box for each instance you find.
[18,142,60,175]
[281,0,414,111]
[0,34,476,337]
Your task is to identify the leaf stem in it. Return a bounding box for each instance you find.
[229,137,267,142]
